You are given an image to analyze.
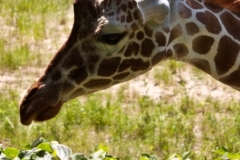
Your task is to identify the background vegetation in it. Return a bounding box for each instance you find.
[1,0,240,159]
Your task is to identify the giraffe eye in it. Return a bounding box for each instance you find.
[99,32,126,45]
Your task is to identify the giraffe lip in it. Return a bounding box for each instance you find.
[34,101,62,122]
[20,101,63,125]
[20,114,33,125]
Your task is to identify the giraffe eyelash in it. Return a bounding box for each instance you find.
[98,32,127,45]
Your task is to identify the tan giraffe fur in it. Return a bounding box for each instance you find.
[20,0,240,125]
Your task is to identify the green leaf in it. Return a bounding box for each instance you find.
[71,153,88,160]
[31,138,47,148]
[182,151,191,160]
[37,142,53,153]
[96,144,109,152]
[89,150,106,160]
[140,156,150,160]
[168,153,182,160]
[105,155,120,160]
[140,153,151,160]
[213,147,229,155]
[227,152,240,159]
[18,151,25,159]
[50,141,72,160]
[3,147,20,159]
[24,144,31,150]
[140,153,158,160]
[212,147,240,159]
[36,150,46,157]
[104,157,119,160]
[19,148,41,159]
[36,151,52,159]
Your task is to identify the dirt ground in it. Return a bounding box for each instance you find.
[1,7,240,105]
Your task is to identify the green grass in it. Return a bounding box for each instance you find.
[1,88,240,159]
[0,0,71,70]
[0,0,69,34]
[0,45,30,70]
[1,0,240,160]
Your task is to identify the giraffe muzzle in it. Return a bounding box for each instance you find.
[20,100,62,125]
[19,82,63,125]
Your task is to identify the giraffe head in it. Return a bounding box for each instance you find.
[20,0,170,125]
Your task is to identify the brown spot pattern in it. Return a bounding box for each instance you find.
[51,70,62,81]
[116,7,121,14]
[166,49,173,58]
[68,66,88,84]
[186,0,203,9]
[233,12,240,19]
[128,1,134,9]
[196,11,221,34]
[190,59,211,74]
[186,22,200,36]
[136,31,144,40]
[173,43,189,58]
[84,79,112,89]
[118,59,150,72]
[131,59,150,71]
[205,0,240,14]
[74,0,98,40]
[131,23,138,30]
[144,26,153,37]
[129,31,135,39]
[121,3,127,12]
[126,10,133,22]
[116,0,121,6]
[112,72,130,80]
[140,39,155,57]
[82,40,96,53]
[120,15,125,23]
[178,3,192,19]
[70,88,85,98]
[163,27,170,33]
[118,59,132,72]
[192,36,214,54]
[155,32,166,46]
[62,47,83,69]
[220,65,240,88]
[62,82,75,95]
[204,2,223,13]
[214,36,240,75]
[168,24,182,45]
[133,9,141,19]
[124,42,140,57]
[87,54,100,73]
[118,46,125,54]
[151,51,166,66]
[98,57,121,76]
[220,12,240,41]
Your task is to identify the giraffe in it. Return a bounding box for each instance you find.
[20,0,240,125]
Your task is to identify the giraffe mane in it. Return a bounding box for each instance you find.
[205,0,240,13]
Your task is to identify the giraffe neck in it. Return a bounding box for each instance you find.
[157,0,240,90]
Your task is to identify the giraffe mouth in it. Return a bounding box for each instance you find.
[20,100,63,125]
[19,82,63,125]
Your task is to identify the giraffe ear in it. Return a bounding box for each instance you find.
[136,0,169,24]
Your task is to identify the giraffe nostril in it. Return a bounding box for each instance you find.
[21,82,44,105]
[23,87,39,103]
